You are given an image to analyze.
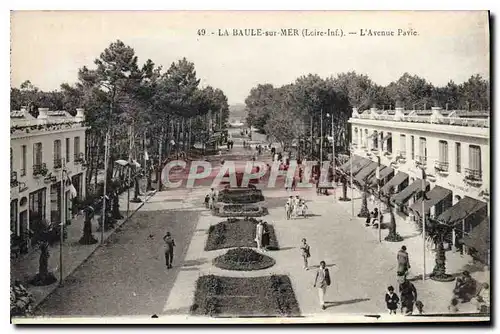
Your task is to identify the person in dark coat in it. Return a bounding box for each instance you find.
[397,245,411,280]
[399,277,418,315]
[261,221,270,250]
[163,232,176,269]
[385,286,399,315]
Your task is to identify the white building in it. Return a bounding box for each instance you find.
[345,106,489,253]
[10,107,88,252]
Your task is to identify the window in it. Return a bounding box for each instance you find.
[54,140,62,168]
[353,128,358,144]
[373,131,378,149]
[21,145,26,176]
[66,138,70,162]
[411,136,415,159]
[419,137,427,164]
[438,140,449,171]
[33,142,42,166]
[456,142,461,173]
[400,134,406,157]
[468,145,482,179]
[74,136,80,161]
[29,188,46,224]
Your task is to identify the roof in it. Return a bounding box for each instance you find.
[354,161,378,184]
[461,217,490,254]
[409,186,453,216]
[437,196,487,225]
[381,171,409,195]
[391,179,429,205]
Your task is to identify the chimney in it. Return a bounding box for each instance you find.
[38,108,49,119]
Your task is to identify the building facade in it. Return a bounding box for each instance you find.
[10,107,88,252]
[347,106,489,253]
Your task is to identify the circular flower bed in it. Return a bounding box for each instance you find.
[213,247,275,271]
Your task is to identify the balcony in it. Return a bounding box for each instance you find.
[355,112,489,128]
[54,158,62,169]
[464,168,482,187]
[434,161,449,175]
[11,171,18,188]
[415,155,427,167]
[33,163,48,177]
[74,152,84,164]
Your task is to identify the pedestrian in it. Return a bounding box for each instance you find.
[291,177,297,191]
[285,196,293,220]
[163,232,176,269]
[261,221,270,251]
[385,286,400,315]
[397,245,411,281]
[313,261,331,310]
[293,195,300,218]
[399,277,418,315]
[298,167,303,183]
[255,220,264,250]
[300,238,311,270]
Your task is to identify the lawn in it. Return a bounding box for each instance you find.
[205,219,279,251]
[191,275,301,317]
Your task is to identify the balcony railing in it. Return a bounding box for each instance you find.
[33,163,48,177]
[54,158,62,169]
[355,113,489,128]
[74,152,84,163]
[434,161,449,173]
[464,168,482,181]
[11,171,18,188]
[415,155,427,166]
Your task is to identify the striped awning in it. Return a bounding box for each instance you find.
[460,217,489,255]
[369,165,395,186]
[354,161,378,184]
[381,171,409,195]
[351,156,373,175]
[392,179,429,206]
[409,186,452,216]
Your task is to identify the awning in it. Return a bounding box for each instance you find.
[392,179,429,205]
[369,165,394,186]
[339,155,358,172]
[351,156,372,175]
[437,196,488,225]
[409,186,452,216]
[461,217,489,254]
[381,171,409,195]
[354,161,378,184]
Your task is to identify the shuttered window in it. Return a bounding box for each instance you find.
[439,140,448,163]
[469,145,481,174]
[400,134,406,157]
[456,142,461,173]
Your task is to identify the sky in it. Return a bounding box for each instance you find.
[10,11,489,105]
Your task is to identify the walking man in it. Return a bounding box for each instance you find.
[397,245,411,281]
[313,260,331,310]
[399,277,418,315]
[163,232,176,269]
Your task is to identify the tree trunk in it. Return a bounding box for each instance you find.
[430,237,451,280]
[30,242,57,286]
[79,209,98,245]
[357,185,370,218]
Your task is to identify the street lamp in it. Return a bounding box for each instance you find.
[59,158,67,286]
[320,108,323,164]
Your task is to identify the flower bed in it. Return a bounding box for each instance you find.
[217,188,265,204]
[213,248,275,271]
[190,275,300,317]
[205,218,279,251]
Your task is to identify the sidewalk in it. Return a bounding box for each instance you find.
[334,185,490,312]
[10,186,157,310]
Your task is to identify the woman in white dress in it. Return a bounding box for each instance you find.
[255,221,264,250]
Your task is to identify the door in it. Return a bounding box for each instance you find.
[19,210,28,253]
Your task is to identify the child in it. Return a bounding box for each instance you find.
[300,239,311,270]
[415,300,424,314]
[385,286,399,315]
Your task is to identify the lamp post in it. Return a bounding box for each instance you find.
[59,158,66,286]
[350,143,354,217]
[320,108,323,164]
[421,166,427,281]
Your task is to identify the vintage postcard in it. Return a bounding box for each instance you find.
[10,10,490,324]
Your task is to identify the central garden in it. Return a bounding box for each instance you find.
[190,186,301,317]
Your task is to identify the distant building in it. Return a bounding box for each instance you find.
[10,107,88,252]
[346,106,489,255]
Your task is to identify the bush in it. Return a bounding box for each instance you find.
[269,275,300,317]
[213,247,275,271]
